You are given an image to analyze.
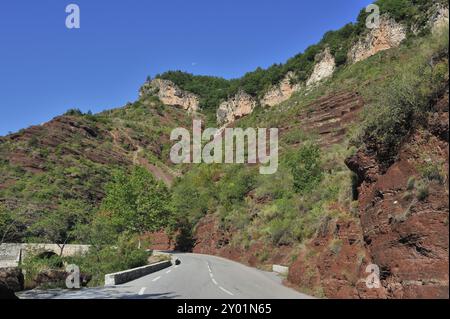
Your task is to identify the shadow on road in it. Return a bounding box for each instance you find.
[18,286,180,299]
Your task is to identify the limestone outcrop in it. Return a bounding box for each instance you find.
[140,79,200,112]
[222,48,337,123]
[430,5,449,33]
[306,48,336,87]
[261,72,300,107]
[216,90,257,125]
[348,16,406,64]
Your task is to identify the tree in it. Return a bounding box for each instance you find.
[0,207,21,244]
[100,167,171,238]
[287,143,323,194]
[28,200,90,256]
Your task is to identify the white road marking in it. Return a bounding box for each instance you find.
[152,276,161,282]
[206,261,233,295]
[219,286,234,296]
[138,287,146,295]
[166,269,172,274]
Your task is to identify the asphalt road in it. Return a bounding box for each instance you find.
[19,253,312,299]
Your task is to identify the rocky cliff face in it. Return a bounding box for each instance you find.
[261,72,300,107]
[280,91,364,147]
[288,88,449,299]
[306,48,336,87]
[430,5,449,33]
[216,90,257,125]
[140,79,200,112]
[349,16,406,64]
[192,214,294,269]
[344,106,449,298]
[221,48,337,123]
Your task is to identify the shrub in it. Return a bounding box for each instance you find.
[28,136,39,148]
[67,233,148,287]
[265,218,289,246]
[64,108,83,116]
[217,166,256,209]
[329,239,343,255]
[402,191,413,201]
[255,167,293,201]
[416,182,429,201]
[420,163,445,184]
[21,253,65,289]
[406,176,416,190]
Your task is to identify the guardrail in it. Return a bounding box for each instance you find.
[272,264,289,275]
[104,260,172,286]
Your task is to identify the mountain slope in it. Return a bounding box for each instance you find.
[0,97,194,241]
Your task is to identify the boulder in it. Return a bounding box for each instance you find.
[0,268,24,292]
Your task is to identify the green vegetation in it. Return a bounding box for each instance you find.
[27,199,90,255]
[21,253,65,289]
[369,0,448,32]
[19,166,172,288]
[100,166,171,235]
[419,161,446,184]
[329,239,343,256]
[170,140,354,248]
[0,204,23,244]
[156,71,234,112]
[286,143,323,193]
[67,233,149,286]
[21,233,149,288]
[356,27,448,164]
[406,176,416,190]
[416,181,430,201]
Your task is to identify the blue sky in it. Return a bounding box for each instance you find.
[0,0,371,135]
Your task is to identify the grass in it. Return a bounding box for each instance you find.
[407,177,416,190]
[329,239,343,256]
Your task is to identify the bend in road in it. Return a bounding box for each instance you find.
[19,253,312,299]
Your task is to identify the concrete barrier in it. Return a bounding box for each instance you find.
[272,264,289,275]
[0,244,22,268]
[104,260,172,286]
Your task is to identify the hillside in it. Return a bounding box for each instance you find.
[0,0,448,298]
[0,97,195,242]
